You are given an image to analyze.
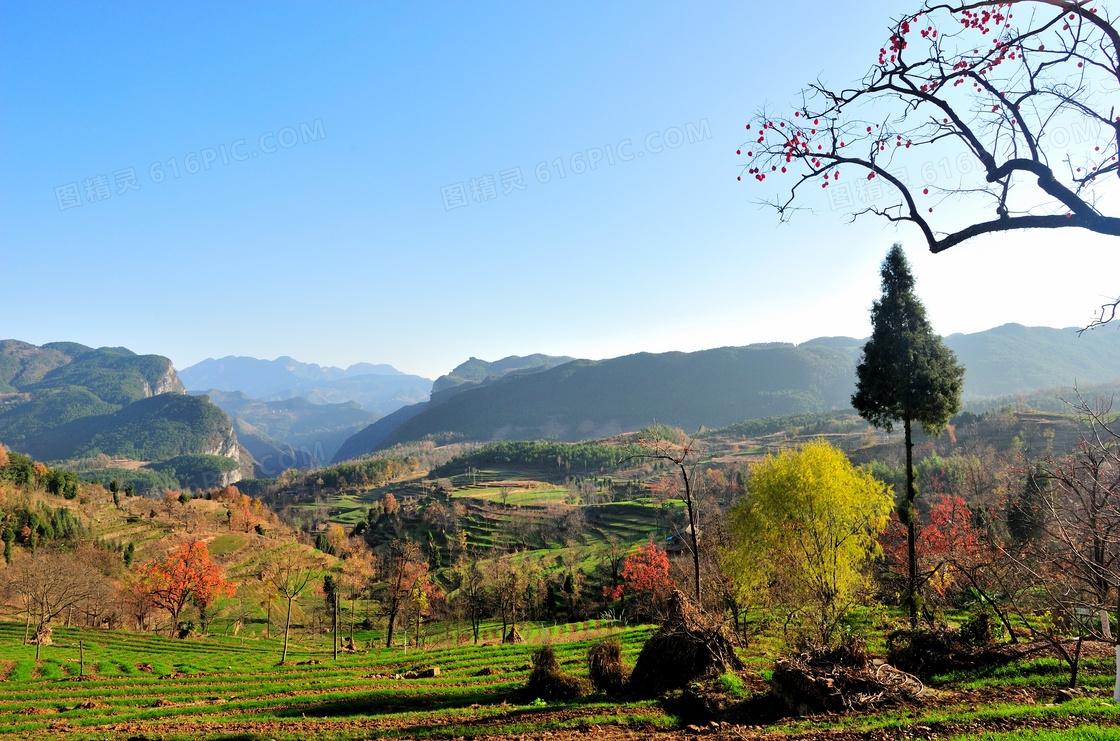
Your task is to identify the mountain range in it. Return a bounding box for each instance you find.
[7,324,1119,486]
[330,323,1120,461]
[178,356,430,414]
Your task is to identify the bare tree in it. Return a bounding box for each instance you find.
[7,550,98,659]
[623,427,705,606]
[453,554,488,644]
[261,549,324,663]
[377,539,424,648]
[739,2,1119,258]
[340,543,376,644]
[1031,394,1120,696]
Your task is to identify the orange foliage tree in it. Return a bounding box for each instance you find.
[138,541,234,636]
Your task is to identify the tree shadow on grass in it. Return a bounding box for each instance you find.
[269,688,503,718]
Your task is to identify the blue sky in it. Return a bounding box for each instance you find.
[3,2,1118,379]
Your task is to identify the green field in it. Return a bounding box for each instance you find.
[3,618,1120,741]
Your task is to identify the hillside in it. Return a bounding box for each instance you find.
[431,354,574,396]
[332,323,1120,461]
[0,341,246,488]
[801,323,1120,401]
[0,341,184,402]
[377,344,855,450]
[331,401,430,464]
[180,355,431,413]
[946,323,1120,398]
[198,389,380,467]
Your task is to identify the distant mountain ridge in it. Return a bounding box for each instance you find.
[332,323,1120,462]
[179,355,431,414]
[371,344,855,454]
[198,389,380,472]
[330,353,577,463]
[431,354,574,396]
[798,323,1120,401]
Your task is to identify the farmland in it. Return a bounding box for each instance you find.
[3,618,1120,740]
[5,404,1120,740]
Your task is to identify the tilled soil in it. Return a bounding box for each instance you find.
[35,699,1120,741]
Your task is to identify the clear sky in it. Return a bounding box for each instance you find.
[3,2,1118,380]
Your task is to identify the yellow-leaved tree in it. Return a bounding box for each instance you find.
[725,440,892,647]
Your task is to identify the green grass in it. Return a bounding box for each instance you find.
[0,620,658,738]
[2,615,1120,740]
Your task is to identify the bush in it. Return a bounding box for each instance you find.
[958,609,1005,647]
[716,672,747,698]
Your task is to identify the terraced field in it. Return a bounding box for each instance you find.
[0,620,661,740]
[6,618,1120,741]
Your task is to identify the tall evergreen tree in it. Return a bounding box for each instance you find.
[852,243,965,628]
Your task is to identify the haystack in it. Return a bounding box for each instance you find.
[587,637,628,696]
[770,643,924,715]
[627,591,744,698]
[518,645,590,701]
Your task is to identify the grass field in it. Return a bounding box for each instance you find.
[3,616,1120,741]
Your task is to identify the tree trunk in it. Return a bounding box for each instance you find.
[350,598,355,642]
[1069,635,1083,689]
[905,417,918,629]
[333,593,339,661]
[680,464,702,607]
[266,601,271,639]
[281,598,294,663]
[1113,643,1120,704]
[385,598,399,648]
[1114,595,1120,703]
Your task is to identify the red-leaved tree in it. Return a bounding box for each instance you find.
[605,541,673,620]
[139,541,234,636]
[882,494,984,617]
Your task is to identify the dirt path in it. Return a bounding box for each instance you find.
[40,702,1120,741]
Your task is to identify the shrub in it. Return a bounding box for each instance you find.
[958,609,1005,647]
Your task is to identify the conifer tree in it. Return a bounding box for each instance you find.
[852,243,964,627]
